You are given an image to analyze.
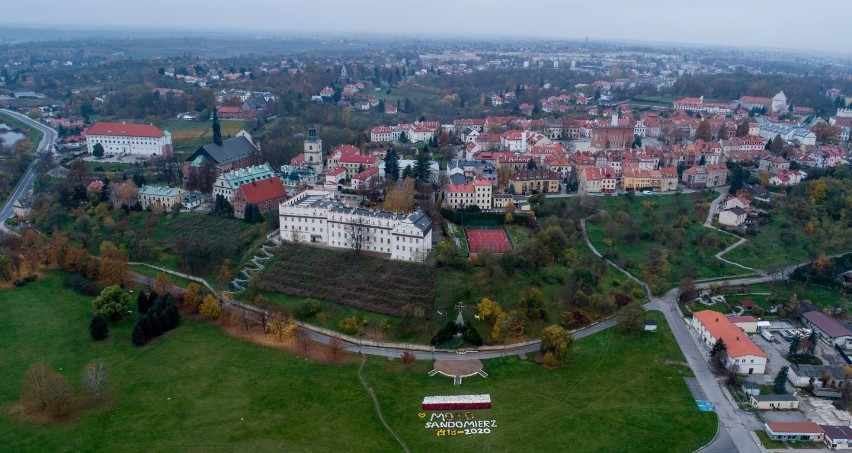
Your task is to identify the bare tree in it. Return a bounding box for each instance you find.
[21,363,73,417]
[81,359,108,400]
[295,328,309,351]
[345,216,369,256]
[290,229,304,243]
[328,337,345,360]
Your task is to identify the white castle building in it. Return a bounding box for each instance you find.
[85,121,172,157]
[279,190,433,262]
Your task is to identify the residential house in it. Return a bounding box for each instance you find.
[352,167,379,191]
[509,169,562,195]
[691,310,767,374]
[579,167,617,194]
[138,185,186,210]
[681,164,728,189]
[325,167,347,186]
[769,169,806,186]
[233,177,287,219]
[759,155,791,172]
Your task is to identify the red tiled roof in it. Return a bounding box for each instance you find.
[447,183,475,193]
[694,310,766,358]
[353,167,379,180]
[239,177,286,204]
[86,122,165,138]
[327,167,346,176]
[339,154,377,165]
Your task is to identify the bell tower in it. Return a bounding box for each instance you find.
[304,126,324,174]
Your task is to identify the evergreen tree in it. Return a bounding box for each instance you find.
[771,134,783,154]
[413,151,431,181]
[212,106,222,146]
[384,149,400,181]
[244,203,255,223]
[773,366,789,394]
[788,335,801,356]
[527,158,537,170]
[252,205,264,223]
[131,320,148,346]
[92,143,105,158]
[736,118,750,137]
[631,135,642,148]
[137,291,151,314]
[764,138,773,150]
[90,315,109,341]
[699,155,706,166]
[401,165,413,179]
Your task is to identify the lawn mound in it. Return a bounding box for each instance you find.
[261,244,434,317]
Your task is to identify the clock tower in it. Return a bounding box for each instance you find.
[304,126,324,174]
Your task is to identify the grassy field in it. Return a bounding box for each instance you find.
[583,193,752,293]
[504,225,530,247]
[363,311,717,453]
[723,208,812,271]
[0,275,715,452]
[745,281,852,312]
[0,273,399,452]
[162,119,248,154]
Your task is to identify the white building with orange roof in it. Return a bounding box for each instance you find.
[691,310,767,374]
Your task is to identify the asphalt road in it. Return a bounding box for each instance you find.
[0,109,57,224]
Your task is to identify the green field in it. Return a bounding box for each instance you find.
[364,311,716,453]
[723,208,813,271]
[1,274,715,452]
[0,273,398,452]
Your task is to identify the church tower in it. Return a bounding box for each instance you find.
[304,126,324,174]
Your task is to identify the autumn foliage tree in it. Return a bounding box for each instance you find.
[540,325,574,367]
[382,177,416,213]
[183,283,202,311]
[199,294,221,320]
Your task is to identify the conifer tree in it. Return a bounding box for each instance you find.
[90,315,109,341]
[131,321,148,346]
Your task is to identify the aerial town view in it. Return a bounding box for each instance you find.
[2,1,852,452]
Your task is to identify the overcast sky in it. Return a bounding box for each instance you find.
[4,0,851,54]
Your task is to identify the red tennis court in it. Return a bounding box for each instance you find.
[466,228,512,254]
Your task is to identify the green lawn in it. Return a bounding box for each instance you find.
[755,430,786,449]
[746,281,852,312]
[0,272,398,452]
[363,311,717,453]
[1,274,715,452]
[504,225,530,247]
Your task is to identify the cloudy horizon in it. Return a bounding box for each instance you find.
[3,0,851,54]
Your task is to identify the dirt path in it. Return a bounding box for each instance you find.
[357,356,410,453]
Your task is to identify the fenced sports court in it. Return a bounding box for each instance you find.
[466,228,512,254]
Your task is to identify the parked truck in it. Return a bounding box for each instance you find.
[760,329,775,343]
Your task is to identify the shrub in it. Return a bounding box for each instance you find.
[63,273,102,296]
[131,321,148,346]
[401,351,416,363]
[298,299,321,317]
[338,316,361,336]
